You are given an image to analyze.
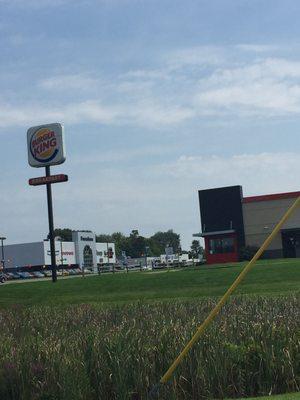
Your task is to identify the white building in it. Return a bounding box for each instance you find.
[3,231,116,273]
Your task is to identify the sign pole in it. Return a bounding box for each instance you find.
[27,122,67,283]
[45,165,57,283]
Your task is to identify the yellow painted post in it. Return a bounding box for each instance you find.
[160,196,300,385]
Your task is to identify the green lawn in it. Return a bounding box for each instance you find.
[0,259,299,307]
[234,394,299,400]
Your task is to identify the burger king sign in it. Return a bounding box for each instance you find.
[27,123,66,168]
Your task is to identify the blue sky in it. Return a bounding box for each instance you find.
[1,0,300,250]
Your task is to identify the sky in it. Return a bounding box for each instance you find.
[0,0,300,250]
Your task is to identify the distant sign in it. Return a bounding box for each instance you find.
[27,123,66,168]
[29,174,68,186]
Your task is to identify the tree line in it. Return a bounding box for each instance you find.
[53,228,204,259]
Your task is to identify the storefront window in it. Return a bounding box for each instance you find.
[209,237,235,254]
[83,245,94,269]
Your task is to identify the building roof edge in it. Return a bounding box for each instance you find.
[243,191,300,204]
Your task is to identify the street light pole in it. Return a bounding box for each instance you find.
[0,237,6,272]
[60,239,64,276]
[106,242,109,269]
[55,236,64,276]
[107,242,114,273]
[145,246,149,270]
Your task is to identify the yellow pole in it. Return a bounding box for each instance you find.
[160,196,300,384]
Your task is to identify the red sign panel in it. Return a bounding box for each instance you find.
[29,174,68,186]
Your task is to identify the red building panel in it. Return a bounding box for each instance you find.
[204,233,238,265]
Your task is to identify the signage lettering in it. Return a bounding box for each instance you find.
[47,250,74,256]
[29,174,68,186]
[80,236,94,242]
[27,123,66,168]
[30,128,59,163]
[32,131,57,157]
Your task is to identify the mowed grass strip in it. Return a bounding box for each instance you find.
[0,259,299,307]
[233,394,300,400]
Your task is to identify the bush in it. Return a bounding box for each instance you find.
[239,245,260,261]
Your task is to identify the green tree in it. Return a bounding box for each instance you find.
[53,228,182,259]
[53,228,73,241]
[125,230,146,258]
[111,232,127,257]
[96,234,112,243]
[190,240,204,259]
[149,230,181,255]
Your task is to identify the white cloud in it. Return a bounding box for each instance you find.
[39,74,100,91]
[71,144,178,165]
[204,58,300,84]
[0,99,193,128]
[235,44,277,53]
[0,101,119,127]
[194,58,300,116]
[125,100,194,126]
[195,80,300,115]
[2,23,300,251]
[1,150,299,249]
[66,151,300,225]
[163,152,300,195]
[53,151,300,248]
[0,0,87,7]
[0,0,132,7]
[38,55,300,124]
[4,48,300,129]
[121,69,170,81]
[165,46,226,70]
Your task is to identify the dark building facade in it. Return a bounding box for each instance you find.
[198,186,300,264]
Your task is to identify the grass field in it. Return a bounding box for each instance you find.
[234,394,300,400]
[0,259,299,307]
[0,259,299,400]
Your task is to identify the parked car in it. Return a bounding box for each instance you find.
[67,269,76,275]
[7,272,21,279]
[114,265,124,271]
[43,270,52,277]
[0,273,6,283]
[18,272,32,279]
[69,268,81,275]
[32,271,45,278]
[152,263,167,270]
[83,269,93,274]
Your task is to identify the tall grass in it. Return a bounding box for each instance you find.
[0,296,299,399]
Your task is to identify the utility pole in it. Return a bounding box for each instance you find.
[56,236,64,276]
[60,239,64,276]
[145,245,149,270]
